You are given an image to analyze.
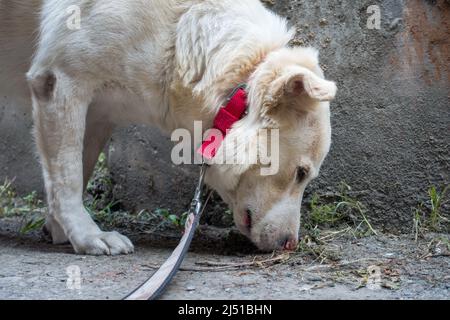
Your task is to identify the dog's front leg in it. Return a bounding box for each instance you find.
[28,69,134,255]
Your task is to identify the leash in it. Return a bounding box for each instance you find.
[124,163,208,300]
[124,84,248,300]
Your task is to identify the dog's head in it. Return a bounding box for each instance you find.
[205,47,336,251]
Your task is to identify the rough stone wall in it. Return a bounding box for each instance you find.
[0,88,43,197]
[108,126,199,215]
[268,0,450,231]
[1,0,448,231]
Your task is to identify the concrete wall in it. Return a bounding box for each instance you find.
[1,0,448,231]
[108,126,199,215]
[0,96,43,196]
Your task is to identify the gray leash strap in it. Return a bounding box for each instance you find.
[124,164,207,300]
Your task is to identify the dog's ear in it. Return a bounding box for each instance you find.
[279,66,337,102]
[258,65,337,122]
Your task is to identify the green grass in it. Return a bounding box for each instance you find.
[310,193,343,225]
[305,182,378,239]
[0,179,18,216]
[154,209,189,228]
[413,185,449,241]
[413,204,424,242]
[0,179,46,234]
[297,183,378,261]
[428,185,449,230]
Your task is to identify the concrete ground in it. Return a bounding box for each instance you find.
[0,218,448,300]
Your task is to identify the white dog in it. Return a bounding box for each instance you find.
[0,0,336,255]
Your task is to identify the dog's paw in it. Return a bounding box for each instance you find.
[71,231,135,256]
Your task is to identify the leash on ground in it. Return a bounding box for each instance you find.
[124,84,248,300]
[124,163,209,300]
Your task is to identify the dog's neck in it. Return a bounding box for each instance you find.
[166,47,274,133]
[203,50,268,113]
[165,3,293,133]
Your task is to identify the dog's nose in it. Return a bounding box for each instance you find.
[280,236,298,251]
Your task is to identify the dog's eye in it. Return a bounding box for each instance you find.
[296,167,308,183]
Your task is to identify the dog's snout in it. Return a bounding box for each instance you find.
[280,236,298,251]
[255,233,299,252]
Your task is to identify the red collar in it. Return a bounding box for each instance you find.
[197,85,248,159]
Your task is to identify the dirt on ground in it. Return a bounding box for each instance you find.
[0,217,448,300]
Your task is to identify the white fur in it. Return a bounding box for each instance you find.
[0,0,336,254]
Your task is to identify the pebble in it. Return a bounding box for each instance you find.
[319,18,328,26]
[304,274,322,282]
